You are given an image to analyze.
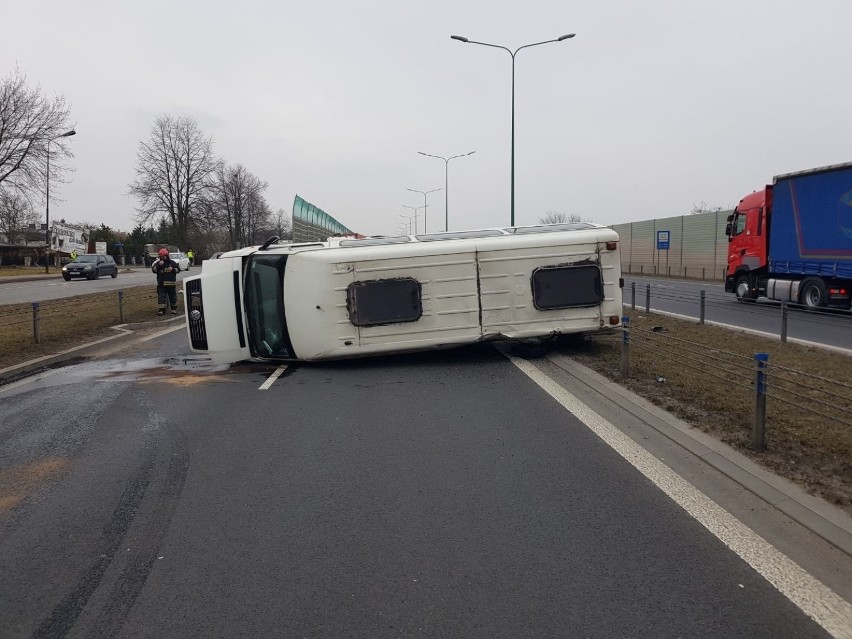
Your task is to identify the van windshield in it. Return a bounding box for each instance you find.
[244,254,294,358]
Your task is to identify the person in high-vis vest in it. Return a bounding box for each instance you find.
[151,248,181,315]
[70,249,78,261]
[186,247,194,266]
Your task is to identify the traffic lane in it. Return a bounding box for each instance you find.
[111,348,823,638]
[0,269,193,305]
[625,276,852,350]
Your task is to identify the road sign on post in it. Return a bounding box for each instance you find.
[656,230,670,250]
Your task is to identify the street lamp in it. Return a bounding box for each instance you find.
[45,128,76,273]
[418,151,475,231]
[451,33,575,226]
[405,187,442,234]
[401,205,423,234]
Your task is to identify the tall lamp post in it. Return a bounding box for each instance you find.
[418,151,475,231]
[45,129,77,273]
[405,187,442,234]
[451,33,574,227]
[401,205,424,234]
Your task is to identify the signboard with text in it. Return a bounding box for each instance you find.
[656,230,670,250]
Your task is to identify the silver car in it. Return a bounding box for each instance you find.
[171,252,191,271]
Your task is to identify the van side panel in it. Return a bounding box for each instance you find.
[475,230,622,338]
[284,242,482,360]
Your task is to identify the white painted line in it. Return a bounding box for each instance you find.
[507,354,852,638]
[258,365,287,390]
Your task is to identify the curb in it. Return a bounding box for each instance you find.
[545,352,852,558]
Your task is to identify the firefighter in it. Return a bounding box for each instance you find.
[151,248,181,315]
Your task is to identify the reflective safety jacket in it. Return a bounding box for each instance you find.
[152,258,181,286]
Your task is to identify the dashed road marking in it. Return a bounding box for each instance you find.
[258,365,287,390]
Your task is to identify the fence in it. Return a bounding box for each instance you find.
[611,210,733,281]
[292,195,354,243]
[0,287,161,369]
[616,305,852,453]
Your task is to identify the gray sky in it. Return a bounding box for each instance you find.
[6,0,852,237]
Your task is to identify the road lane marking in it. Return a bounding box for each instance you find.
[507,353,852,638]
[258,365,287,390]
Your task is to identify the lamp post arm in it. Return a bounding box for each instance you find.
[513,38,563,56]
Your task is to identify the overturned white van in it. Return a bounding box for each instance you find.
[184,223,623,364]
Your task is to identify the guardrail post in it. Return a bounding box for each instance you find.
[645,284,651,313]
[751,353,769,451]
[780,301,788,345]
[684,267,687,279]
[118,290,125,323]
[631,282,636,310]
[699,290,706,325]
[702,267,705,281]
[32,302,40,344]
[621,316,630,378]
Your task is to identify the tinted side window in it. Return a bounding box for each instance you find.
[531,264,603,310]
[347,278,422,326]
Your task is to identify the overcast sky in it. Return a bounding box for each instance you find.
[6,0,852,237]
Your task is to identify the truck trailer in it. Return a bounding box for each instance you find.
[183,223,624,364]
[724,162,852,309]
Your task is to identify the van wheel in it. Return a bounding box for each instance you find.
[800,278,826,309]
[734,275,756,302]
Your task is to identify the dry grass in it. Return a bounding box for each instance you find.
[0,285,179,369]
[560,312,852,513]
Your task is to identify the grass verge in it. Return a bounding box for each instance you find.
[560,311,852,514]
[0,285,179,370]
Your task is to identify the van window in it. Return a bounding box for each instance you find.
[245,254,294,357]
[347,278,422,326]
[531,264,603,310]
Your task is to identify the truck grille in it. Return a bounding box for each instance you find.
[185,279,208,350]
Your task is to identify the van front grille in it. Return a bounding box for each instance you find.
[186,279,208,350]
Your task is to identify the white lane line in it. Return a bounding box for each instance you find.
[507,354,852,638]
[258,365,287,390]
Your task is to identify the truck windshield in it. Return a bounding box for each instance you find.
[244,254,294,358]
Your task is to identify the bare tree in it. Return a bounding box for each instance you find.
[539,211,588,224]
[0,68,75,201]
[0,188,38,244]
[690,201,732,215]
[271,207,292,241]
[206,163,271,249]
[128,114,220,247]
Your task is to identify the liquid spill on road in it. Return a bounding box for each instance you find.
[0,457,70,515]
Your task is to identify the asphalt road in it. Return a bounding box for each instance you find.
[0,330,842,638]
[0,268,193,305]
[624,276,852,351]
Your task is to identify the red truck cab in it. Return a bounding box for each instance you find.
[725,187,771,300]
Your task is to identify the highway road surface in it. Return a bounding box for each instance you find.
[1,329,850,637]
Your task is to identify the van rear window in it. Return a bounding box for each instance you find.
[347,278,422,326]
[531,264,602,310]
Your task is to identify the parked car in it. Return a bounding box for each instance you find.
[62,254,118,280]
[171,251,190,271]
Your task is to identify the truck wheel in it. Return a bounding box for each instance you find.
[800,279,826,309]
[734,275,755,302]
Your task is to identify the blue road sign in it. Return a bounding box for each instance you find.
[657,230,670,250]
